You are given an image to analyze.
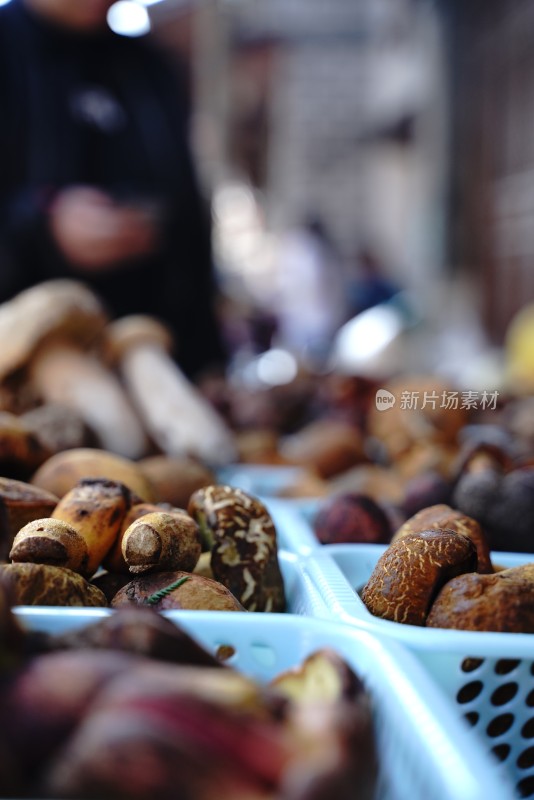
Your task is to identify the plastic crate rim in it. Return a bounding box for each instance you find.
[303,546,534,656]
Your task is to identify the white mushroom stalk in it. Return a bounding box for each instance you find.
[29,342,148,460]
[0,280,149,460]
[105,315,237,468]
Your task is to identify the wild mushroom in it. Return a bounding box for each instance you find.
[313,492,393,546]
[118,510,202,575]
[0,280,148,460]
[187,484,286,612]
[452,442,534,552]
[426,563,534,632]
[392,503,493,573]
[361,529,477,625]
[0,477,59,562]
[104,315,237,467]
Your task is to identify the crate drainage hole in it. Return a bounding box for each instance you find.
[495,659,520,675]
[517,775,534,797]
[461,657,484,673]
[517,747,534,770]
[491,682,519,706]
[491,743,510,762]
[486,714,515,737]
[464,711,479,727]
[457,681,483,704]
[215,644,235,662]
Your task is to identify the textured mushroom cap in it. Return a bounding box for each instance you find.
[188,484,286,612]
[0,280,108,381]
[104,315,174,363]
[427,563,534,632]
[0,562,108,606]
[30,447,156,501]
[361,529,477,626]
[392,503,493,574]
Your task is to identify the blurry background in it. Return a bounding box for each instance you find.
[56,0,534,389]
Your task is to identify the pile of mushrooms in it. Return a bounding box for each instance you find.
[0,280,236,468]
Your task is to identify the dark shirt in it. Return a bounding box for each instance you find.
[0,1,227,378]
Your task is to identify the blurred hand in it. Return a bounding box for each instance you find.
[49,186,160,271]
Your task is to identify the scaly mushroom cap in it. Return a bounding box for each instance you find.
[392,503,493,574]
[427,563,534,632]
[361,529,478,626]
[188,484,286,613]
[0,476,59,561]
[0,280,108,382]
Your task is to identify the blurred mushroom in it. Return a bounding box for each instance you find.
[361,529,477,626]
[401,470,452,518]
[279,419,366,479]
[453,462,534,553]
[367,374,468,467]
[0,280,148,460]
[31,447,155,502]
[136,455,215,508]
[0,411,52,481]
[20,403,98,455]
[313,492,393,545]
[104,315,237,467]
[0,477,59,562]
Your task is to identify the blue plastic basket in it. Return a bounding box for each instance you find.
[9,548,328,619]
[277,548,330,615]
[216,463,308,496]
[303,542,534,797]
[268,498,322,555]
[13,609,515,800]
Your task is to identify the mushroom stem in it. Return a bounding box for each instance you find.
[106,316,236,467]
[0,280,149,461]
[30,342,148,460]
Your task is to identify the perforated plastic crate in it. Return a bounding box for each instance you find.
[216,464,323,546]
[276,548,329,616]
[303,542,534,797]
[267,498,322,555]
[216,463,307,496]
[13,609,515,800]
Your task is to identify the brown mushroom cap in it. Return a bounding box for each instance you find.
[392,504,493,574]
[361,529,478,626]
[0,280,108,382]
[136,455,216,508]
[279,419,365,479]
[0,411,53,481]
[110,570,244,611]
[0,562,108,606]
[30,447,156,501]
[427,563,534,632]
[0,477,59,560]
[188,484,286,612]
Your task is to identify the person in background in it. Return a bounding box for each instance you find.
[273,214,349,369]
[348,246,401,318]
[0,0,228,381]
